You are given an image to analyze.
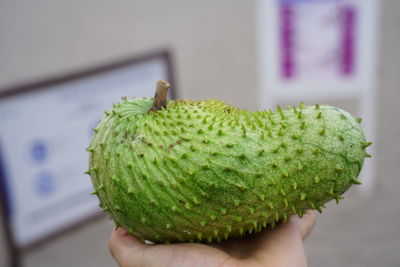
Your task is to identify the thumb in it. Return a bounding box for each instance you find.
[109,228,148,266]
[249,211,316,267]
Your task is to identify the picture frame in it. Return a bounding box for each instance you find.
[0,50,176,267]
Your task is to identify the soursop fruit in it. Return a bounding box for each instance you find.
[87,81,370,243]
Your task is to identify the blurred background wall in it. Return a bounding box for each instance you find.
[0,0,399,266]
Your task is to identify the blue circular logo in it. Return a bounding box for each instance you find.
[34,171,56,197]
[31,140,47,163]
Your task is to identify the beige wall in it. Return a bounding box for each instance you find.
[0,0,258,109]
[0,1,399,266]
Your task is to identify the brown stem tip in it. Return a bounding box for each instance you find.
[150,80,170,111]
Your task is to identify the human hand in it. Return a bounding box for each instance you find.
[109,210,316,267]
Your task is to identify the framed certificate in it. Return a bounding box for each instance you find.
[0,50,176,266]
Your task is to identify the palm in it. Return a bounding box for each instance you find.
[109,211,316,267]
[134,242,237,267]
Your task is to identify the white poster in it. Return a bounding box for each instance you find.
[279,0,357,82]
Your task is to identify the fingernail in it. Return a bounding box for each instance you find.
[116,227,127,235]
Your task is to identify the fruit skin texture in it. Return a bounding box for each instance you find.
[87,98,369,243]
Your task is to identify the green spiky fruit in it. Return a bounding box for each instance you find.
[87,84,370,243]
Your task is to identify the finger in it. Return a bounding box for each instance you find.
[109,228,148,266]
[215,211,317,259]
[247,213,316,267]
[291,210,317,239]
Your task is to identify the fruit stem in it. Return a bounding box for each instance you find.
[150,80,170,111]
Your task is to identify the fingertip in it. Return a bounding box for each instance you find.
[291,210,317,239]
[114,227,129,236]
[301,210,317,226]
[110,228,146,253]
[304,209,317,218]
[110,227,143,247]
